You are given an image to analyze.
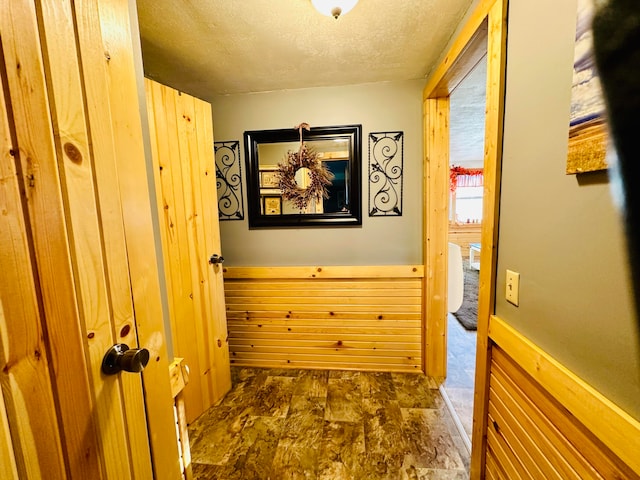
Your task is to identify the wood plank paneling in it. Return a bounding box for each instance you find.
[488,380,569,479]
[486,424,525,480]
[77,1,180,476]
[488,398,548,480]
[489,365,585,479]
[448,223,482,258]
[1,2,90,477]
[2,1,181,477]
[0,376,18,480]
[147,79,204,422]
[486,336,640,480]
[146,79,231,423]
[224,265,423,372]
[192,93,232,402]
[94,0,180,479]
[485,449,507,480]
[489,316,640,477]
[39,2,151,477]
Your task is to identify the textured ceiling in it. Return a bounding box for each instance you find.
[135,0,484,165]
[450,56,487,166]
[136,0,475,98]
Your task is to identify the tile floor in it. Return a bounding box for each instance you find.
[188,367,470,479]
[443,314,477,439]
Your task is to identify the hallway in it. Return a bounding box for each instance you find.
[188,368,470,479]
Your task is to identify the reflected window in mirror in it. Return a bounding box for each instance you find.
[244,125,362,228]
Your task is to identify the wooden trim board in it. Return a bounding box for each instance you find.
[223,265,424,279]
[471,1,508,476]
[423,96,450,377]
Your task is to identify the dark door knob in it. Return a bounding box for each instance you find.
[209,254,224,265]
[102,344,150,375]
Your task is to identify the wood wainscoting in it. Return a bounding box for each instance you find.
[223,265,424,372]
[449,223,482,258]
[484,316,640,479]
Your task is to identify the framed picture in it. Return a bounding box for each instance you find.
[260,170,279,188]
[263,196,282,215]
[567,0,607,174]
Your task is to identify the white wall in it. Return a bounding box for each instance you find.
[496,0,640,419]
[211,80,425,266]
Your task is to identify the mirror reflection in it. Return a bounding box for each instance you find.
[294,167,312,189]
[257,139,350,215]
[244,125,362,228]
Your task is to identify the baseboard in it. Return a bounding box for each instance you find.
[439,384,472,454]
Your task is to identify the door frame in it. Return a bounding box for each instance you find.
[422,0,507,476]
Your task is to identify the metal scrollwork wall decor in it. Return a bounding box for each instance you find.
[368,131,404,216]
[214,140,244,220]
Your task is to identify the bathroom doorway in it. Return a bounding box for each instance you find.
[443,56,487,450]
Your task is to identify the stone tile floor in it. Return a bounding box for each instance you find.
[444,313,477,439]
[188,367,470,479]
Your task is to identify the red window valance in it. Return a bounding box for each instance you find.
[450,165,483,192]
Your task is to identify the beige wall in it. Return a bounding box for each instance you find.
[211,80,424,266]
[496,0,640,419]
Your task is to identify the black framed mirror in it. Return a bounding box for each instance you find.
[244,124,362,228]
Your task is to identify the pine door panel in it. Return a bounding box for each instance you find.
[0,0,181,478]
[146,79,232,423]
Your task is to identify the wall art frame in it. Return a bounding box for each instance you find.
[368,131,404,216]
[214,140,245,220]
[567,0,608,174]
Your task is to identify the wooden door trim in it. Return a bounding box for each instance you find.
[422,0,508,477]
[423,95,450,378]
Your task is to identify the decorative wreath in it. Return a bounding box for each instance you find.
[275,123,334,211]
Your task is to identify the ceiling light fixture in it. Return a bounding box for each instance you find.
[311,0,359,19]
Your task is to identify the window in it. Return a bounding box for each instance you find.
[451,186,483,223]
[449,166,483,224]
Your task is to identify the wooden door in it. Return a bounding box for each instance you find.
[0,1,180,478]
[145,79,232,423]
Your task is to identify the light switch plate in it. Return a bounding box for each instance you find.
[506,270,520,306]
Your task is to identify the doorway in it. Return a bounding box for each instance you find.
[422,0,507,475]
[443,55,488,449]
